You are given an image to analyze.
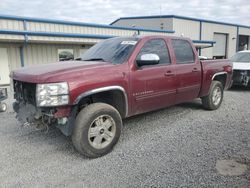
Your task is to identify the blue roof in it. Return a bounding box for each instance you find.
[110,15,250,29]
[0,14,175,33]
[0,29,216,45]
[0,14,215,45]
[0,29,115,39]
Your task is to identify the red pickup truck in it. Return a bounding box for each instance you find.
[11,36,232,158]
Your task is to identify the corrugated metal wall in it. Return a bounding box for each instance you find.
[239,27,250,36]
[0,43,90,71]
[173,18,200,40]
[1,15,250,74]
[112,17,250,58]
[22,43,88,66]
[0,43,21,70]
[112,18,174,31]
[0,19,24,30]
[27,36,101,44]
[0,34,24,42]
[27,22,136,36]
[0,16,173,75]
[139,31,170,36]
[201,23,237,58]
[0,16,172,43]
[0,19,25,41]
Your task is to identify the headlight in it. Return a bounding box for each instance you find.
[36,82,69,107]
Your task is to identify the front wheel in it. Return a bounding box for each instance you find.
[202,81,224,110]
[72,103,122,158]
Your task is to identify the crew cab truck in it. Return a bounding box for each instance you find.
[11,36,232,158]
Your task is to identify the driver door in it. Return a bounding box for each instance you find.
[130,38,177,115]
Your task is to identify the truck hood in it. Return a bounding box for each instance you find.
[233,62,250,70]
[11,60,114,83]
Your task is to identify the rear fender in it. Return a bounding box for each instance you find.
[200,72,228,97]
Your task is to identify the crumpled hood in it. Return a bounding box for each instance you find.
[11,60,114,83]
[233,62,250,70]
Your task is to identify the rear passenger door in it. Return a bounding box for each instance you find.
[171,39,202,103]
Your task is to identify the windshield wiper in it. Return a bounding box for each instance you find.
[83,58,106,62]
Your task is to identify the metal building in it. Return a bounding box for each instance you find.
[111,15,250,59]
[1,14,248,86]
[0,15,176,85]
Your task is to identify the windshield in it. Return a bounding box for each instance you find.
[230,52,250,63]
[80,37,139,64]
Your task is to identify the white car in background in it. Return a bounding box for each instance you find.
[231,50,250,87]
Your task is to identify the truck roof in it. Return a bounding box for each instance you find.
[134,35,191,40]
[116,35,192,43]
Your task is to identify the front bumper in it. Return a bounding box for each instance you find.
[232,70,250,87]
[13,101,76,136]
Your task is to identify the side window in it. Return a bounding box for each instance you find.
[172,39,195,64]
[137,39,171,65]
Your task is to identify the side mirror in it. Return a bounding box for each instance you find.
[136,54,160,67]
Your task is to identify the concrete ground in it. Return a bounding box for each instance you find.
[0,87,249,187]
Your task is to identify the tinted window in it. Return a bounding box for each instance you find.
[80,37,138,64]
[172,39,195,64]
[137,39,171,65]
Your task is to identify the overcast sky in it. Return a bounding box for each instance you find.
[0,0,249,26]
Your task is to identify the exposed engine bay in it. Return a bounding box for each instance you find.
[13,80,74,135]
[13,102,54,132]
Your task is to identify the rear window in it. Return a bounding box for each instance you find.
[172,39,195,64]
[230,52,250,63]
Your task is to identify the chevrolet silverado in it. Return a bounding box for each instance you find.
[11,36,233,158]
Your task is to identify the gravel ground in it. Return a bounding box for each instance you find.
[0,87,249,187]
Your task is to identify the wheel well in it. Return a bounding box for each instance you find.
[77,90,127,118]
[213,74,227,89]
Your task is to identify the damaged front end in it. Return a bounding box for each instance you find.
[13,80,76,136]
[232,70,250,87]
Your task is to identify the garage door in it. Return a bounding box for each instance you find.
[213,33,227,58]
[0,48,10,85]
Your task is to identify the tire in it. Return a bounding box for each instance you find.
[72,103,122,158]
[202,81,224,110]
[0,102,7,112]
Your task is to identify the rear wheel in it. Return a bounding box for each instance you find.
[202,81,223,110]
[72,103,122,158]
[0,102,7,112]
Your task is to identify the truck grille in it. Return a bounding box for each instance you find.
[234,69,250,75]
[13,80,36,105]
[233,70,250,85]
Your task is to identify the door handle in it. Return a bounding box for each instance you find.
[192,68,198,72]
[164,71,175,76]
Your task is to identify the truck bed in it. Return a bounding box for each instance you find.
[199,59,233,97]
